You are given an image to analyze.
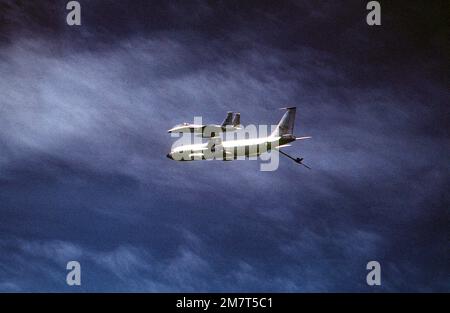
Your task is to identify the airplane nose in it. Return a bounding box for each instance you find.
[166,153,173,160]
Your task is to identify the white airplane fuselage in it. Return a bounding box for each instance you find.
[168,124,240,138]
[167,135,295,161]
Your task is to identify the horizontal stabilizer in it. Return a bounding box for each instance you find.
[296,136,311,140]
[276,144,292,148]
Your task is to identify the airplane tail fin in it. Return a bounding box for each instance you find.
[221,112,234,126]
[270,107,296,137]
[232,112,240,127]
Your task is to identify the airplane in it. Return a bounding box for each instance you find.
[166,107,311,168]
[168,111,241,138]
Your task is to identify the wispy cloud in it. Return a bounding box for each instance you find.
[0,0,448,292]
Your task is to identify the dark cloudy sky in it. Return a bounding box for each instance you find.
[0,0,448,292]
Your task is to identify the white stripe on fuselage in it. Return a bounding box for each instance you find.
[171,136,282,160]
